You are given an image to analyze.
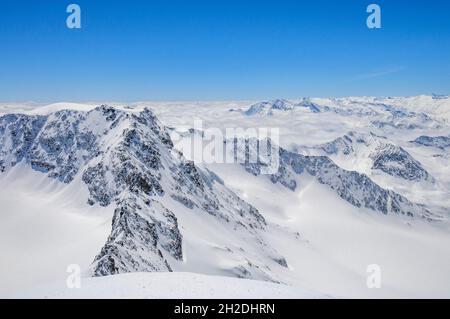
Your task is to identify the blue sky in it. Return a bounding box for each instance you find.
[0,0,449,101]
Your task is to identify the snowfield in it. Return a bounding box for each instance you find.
[0,95,449,299]
[0,164,113,297]
[14,272,325,299]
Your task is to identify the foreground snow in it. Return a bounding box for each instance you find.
[14,272,325,299]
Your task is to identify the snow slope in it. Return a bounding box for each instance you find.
[206,162,450,298]
[0,164,113,297]
[15,272,325,299]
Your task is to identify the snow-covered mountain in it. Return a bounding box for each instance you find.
[242,98,321,116]
[297,131,434,183]
[1,96,450,298]
[238,138,437,220]
[241,96,448,131]
[243,99,296,116]
[0,106,286,283]
[412,135,450,150]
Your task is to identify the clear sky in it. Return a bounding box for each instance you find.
[0,0,449,102]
